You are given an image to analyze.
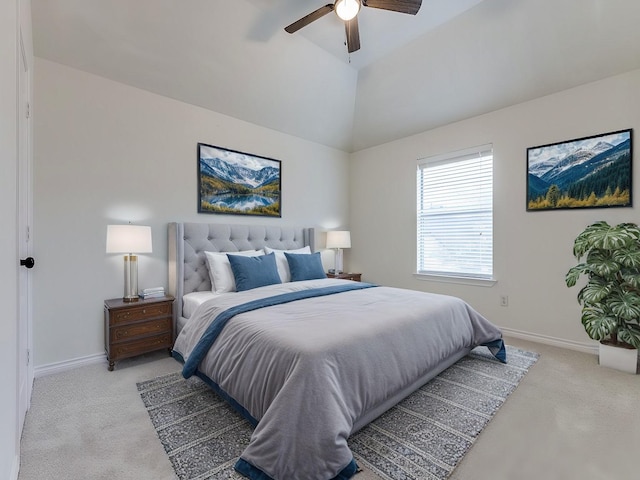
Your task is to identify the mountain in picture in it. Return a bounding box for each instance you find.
[527,131,632,210]
[200,156,280,190]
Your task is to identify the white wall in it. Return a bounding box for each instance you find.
[350,68,640,351]
[33,58,350,368]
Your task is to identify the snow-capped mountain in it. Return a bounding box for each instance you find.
[540,140,625,187]
[200,157,279,189]
[540,148,597,183]
[528,156,559,178]
[529,141,614,178]
[591,141,615,154]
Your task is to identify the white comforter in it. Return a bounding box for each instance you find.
[172,279,503,480]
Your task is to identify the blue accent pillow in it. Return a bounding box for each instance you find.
[227,253,282,292]
[284,252,326,282]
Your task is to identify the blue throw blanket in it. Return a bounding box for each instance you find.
[485,338,507,363]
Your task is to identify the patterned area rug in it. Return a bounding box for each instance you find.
[137,345,538,480]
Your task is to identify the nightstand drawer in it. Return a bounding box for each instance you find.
[110,317,172,343]
[110,303,172,325]
[109,333,173,360]
[327,272,362,282]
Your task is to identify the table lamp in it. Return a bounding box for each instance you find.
[106,224,152,302]
[326,230,351,274]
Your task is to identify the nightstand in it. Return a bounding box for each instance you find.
[326,272,362,282]
[104,295,174,371]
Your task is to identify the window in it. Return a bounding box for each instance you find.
[416,145,493,281]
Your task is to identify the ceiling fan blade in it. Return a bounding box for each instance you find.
[285,4,334,34]
[345,17,361,53]
[362,0,422,15]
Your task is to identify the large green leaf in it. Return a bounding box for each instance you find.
[573,221,611,258]
[565,264,588,287]
[613,248,640,269]
[581,307,618,340]
[609,291,640,320]
[596,224,638,250]
[620,270,640,290]
[586,250,621,278]
[618,324,640,349]
[578,278,612,305]
[616,222,640,239]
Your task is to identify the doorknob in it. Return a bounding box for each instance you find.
[20,257,35,269]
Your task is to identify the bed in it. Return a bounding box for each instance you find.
[168,222,505,480]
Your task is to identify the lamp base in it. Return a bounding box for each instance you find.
[333,248,344,274]
[123,254,139,302]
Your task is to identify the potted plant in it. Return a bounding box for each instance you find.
[565,220,640,373]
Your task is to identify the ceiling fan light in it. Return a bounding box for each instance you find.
[335,0,360,21]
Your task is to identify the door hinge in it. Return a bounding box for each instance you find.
[26,102,31,119]
[27,349,30,366]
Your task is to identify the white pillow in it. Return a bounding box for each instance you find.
[264,246,312,283]
[204,250,264,293]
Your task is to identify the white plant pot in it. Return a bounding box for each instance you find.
[599,342,639,374]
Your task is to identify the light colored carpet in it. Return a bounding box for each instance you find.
[19,337,640,480]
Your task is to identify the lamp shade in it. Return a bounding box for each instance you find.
[326,230,351,249]
[106,225,152,253]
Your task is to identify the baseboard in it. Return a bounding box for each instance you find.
[500,326,598,355]
[34,352,107,378]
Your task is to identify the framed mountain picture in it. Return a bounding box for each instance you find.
[527,129,632,211]
[198,143,281,217]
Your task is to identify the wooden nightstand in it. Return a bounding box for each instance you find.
[326,272,362,282]
[104,295,174,371]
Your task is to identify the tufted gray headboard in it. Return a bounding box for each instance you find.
[168,222,315,329]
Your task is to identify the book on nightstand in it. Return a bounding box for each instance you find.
[139,287,165,299]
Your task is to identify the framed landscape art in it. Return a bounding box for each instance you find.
[526,129,632,211]
[198,143,281,217]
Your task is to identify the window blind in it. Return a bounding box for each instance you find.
[417,145,493,279]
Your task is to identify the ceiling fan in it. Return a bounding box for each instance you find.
[284,0,422,54]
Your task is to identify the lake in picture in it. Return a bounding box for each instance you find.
[204,193,278,212]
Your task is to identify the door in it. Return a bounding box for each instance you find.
[17,26,33,436]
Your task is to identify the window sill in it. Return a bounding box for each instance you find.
[413,273,496,287]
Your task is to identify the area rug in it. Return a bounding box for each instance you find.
[137,345,538,480]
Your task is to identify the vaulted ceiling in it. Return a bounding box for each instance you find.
[32,0,640,152]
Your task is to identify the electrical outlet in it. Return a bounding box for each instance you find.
[500,295,509,307]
